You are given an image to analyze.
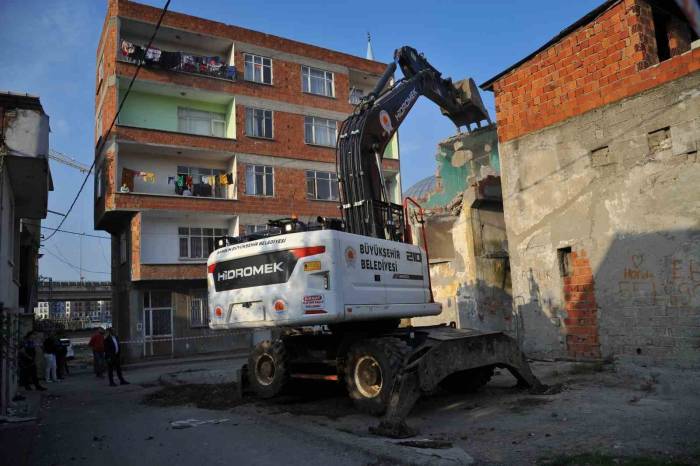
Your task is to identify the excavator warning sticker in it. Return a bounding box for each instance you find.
[304,261,321,272]
[303,295,325,310]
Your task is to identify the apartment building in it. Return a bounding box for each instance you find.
[94,0,401,359]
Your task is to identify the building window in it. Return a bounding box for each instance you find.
[176,166,227,198]
[245,165,274,196]
[244,53,272,84]
[558,247,572,278]
[243,224,268,235]
[304,116,337,147]
[177,107,226,137]
[178,227,228,260]
[302,66,334,97]
[98,54,104,86]
[190,291,208,328]
[245,108,273,139]
[306,170,338,201]
[96,162,105,199]
[96,109,102,141]
[119,232,127,264]
[349,87,364,105]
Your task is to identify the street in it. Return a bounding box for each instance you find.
[10,356,699,466]
[26,358,381,466]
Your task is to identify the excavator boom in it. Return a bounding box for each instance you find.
[337,46,490,242]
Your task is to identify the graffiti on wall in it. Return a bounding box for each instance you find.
[616,242,700,307]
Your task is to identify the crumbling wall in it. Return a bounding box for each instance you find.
[499,71,700,366]
[409,125,513,332]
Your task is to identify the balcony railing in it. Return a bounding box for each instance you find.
[120,39,237,80]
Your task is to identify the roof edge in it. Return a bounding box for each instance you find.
[480,0,620,91]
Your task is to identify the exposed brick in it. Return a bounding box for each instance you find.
[487,0,698,143]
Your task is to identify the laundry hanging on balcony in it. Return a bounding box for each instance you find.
[137,171,156,183]
[120,39,237,80]
[218,173,234,185]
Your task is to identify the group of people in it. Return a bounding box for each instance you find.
[17,327,128,391]
[89,327,129,386]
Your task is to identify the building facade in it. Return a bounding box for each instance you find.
[95,0,401,359]
[0,92,52,415]
[481,0,699,365]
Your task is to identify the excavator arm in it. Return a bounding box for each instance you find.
[337,46,490,241]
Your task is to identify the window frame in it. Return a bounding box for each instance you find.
[245,107,274,139]
[306,170,339,201]
[178,226,228,260]
[177,107,227,138]
[243,53,273,85]
[301,65,335,97]
[189,291,209,328]
[304,116,338,147]
[244,164,274,197]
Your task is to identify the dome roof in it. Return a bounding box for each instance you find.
[403,175,436,202]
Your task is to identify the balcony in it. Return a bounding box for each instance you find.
[116,78,236,141]
[118,18,235,81]
[116,141,237,201]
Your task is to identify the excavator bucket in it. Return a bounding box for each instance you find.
[441,77,491,129]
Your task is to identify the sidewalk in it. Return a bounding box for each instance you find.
[0,390,43,466]
[69,349,249,374]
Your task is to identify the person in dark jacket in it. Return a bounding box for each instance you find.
[19,331,46,391]
[104,327,129,386]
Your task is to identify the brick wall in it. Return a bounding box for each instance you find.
[563,250,601,359]
[488,0,699,142]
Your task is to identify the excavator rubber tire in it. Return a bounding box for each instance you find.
[439,366,494,394]
[247,339,289,399]
[345,337,410,416]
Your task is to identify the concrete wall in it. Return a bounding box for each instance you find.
[499,71,700,366]
[0,169,18,308]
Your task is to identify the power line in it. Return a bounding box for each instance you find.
[43,248,110,275]
[40,225,111,240]
[42,0,171,242]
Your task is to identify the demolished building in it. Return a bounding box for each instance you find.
[404,124,517,338]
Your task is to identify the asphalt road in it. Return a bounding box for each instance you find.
[29,358,379,466]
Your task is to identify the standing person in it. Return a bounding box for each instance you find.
[104,327,129,387]
[88,327,106,378]
[42,332,58,383]
[18,331,46,391]
[55,334,67,380]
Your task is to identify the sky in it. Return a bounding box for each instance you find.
[0,0,603,281]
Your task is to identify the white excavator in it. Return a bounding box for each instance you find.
[207,46,543,437]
